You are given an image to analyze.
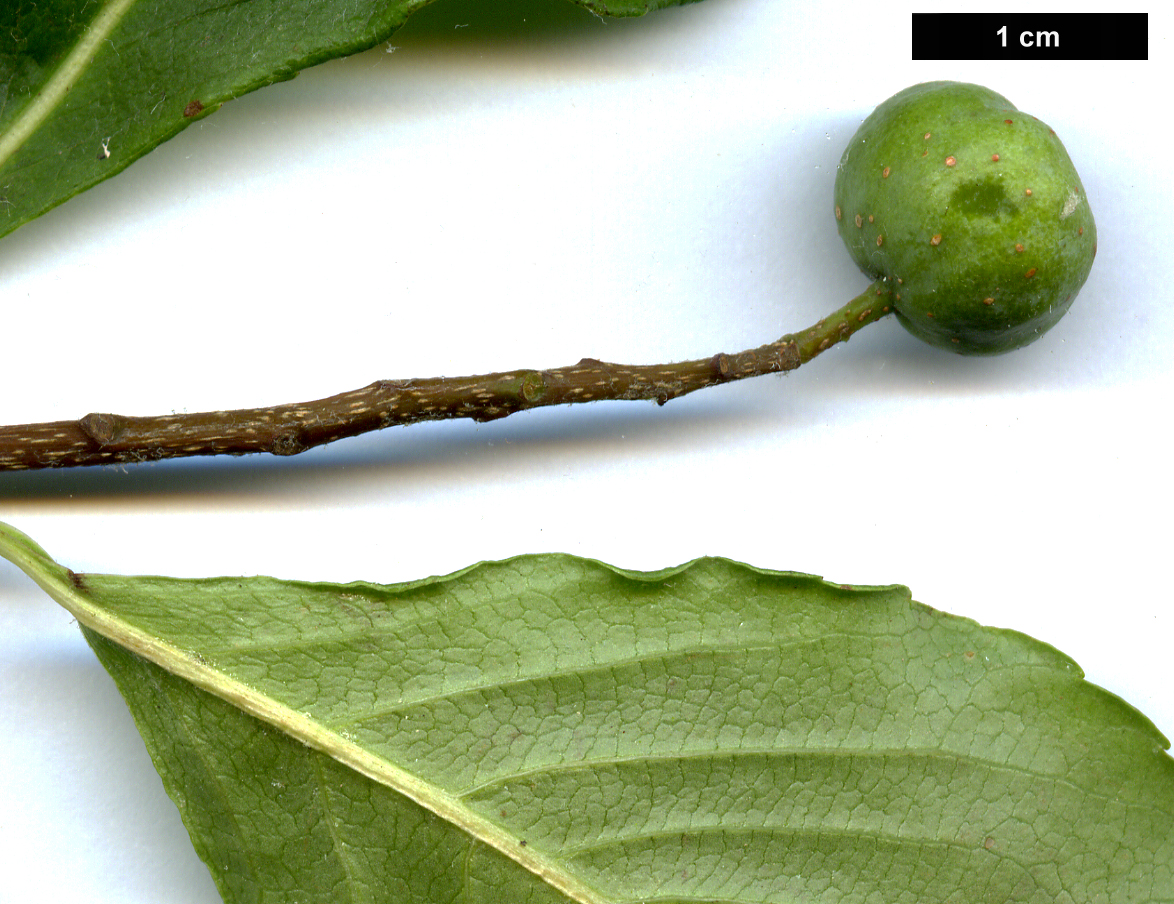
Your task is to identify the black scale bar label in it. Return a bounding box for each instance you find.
[912,13,1148,61]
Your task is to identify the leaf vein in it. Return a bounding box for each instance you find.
[457,746,1174,821]
[314,638,838,724]
[0,0,138,170]
[312,753,363,904]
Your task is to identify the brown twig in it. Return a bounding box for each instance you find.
[0,281,893,471]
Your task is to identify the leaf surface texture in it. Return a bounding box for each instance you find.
[2,522,1172,903]
[0,0,697,239]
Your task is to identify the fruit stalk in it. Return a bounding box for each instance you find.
[0,281,893,471]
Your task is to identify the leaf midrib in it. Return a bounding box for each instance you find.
[0,0,138,169]
[86,590,1161,819]
[3,536,611,904]
[154,662,265,894]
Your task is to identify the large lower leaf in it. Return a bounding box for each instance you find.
[2,520,1172,903]
[0,0,699,242]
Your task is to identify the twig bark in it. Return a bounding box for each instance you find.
[0,281,893,471]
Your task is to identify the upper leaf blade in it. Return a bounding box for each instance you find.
[0,0,402,238]
[0,0,698,241]
[2,520,1172,903]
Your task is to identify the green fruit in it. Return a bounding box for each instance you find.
[833,81,1096,355]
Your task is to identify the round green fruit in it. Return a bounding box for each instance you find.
[833,81,1096,355]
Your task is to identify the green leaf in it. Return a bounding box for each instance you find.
[2,520,1172,903]
[0,0,698,241]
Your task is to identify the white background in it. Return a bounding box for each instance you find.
[1,0,1169,900]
